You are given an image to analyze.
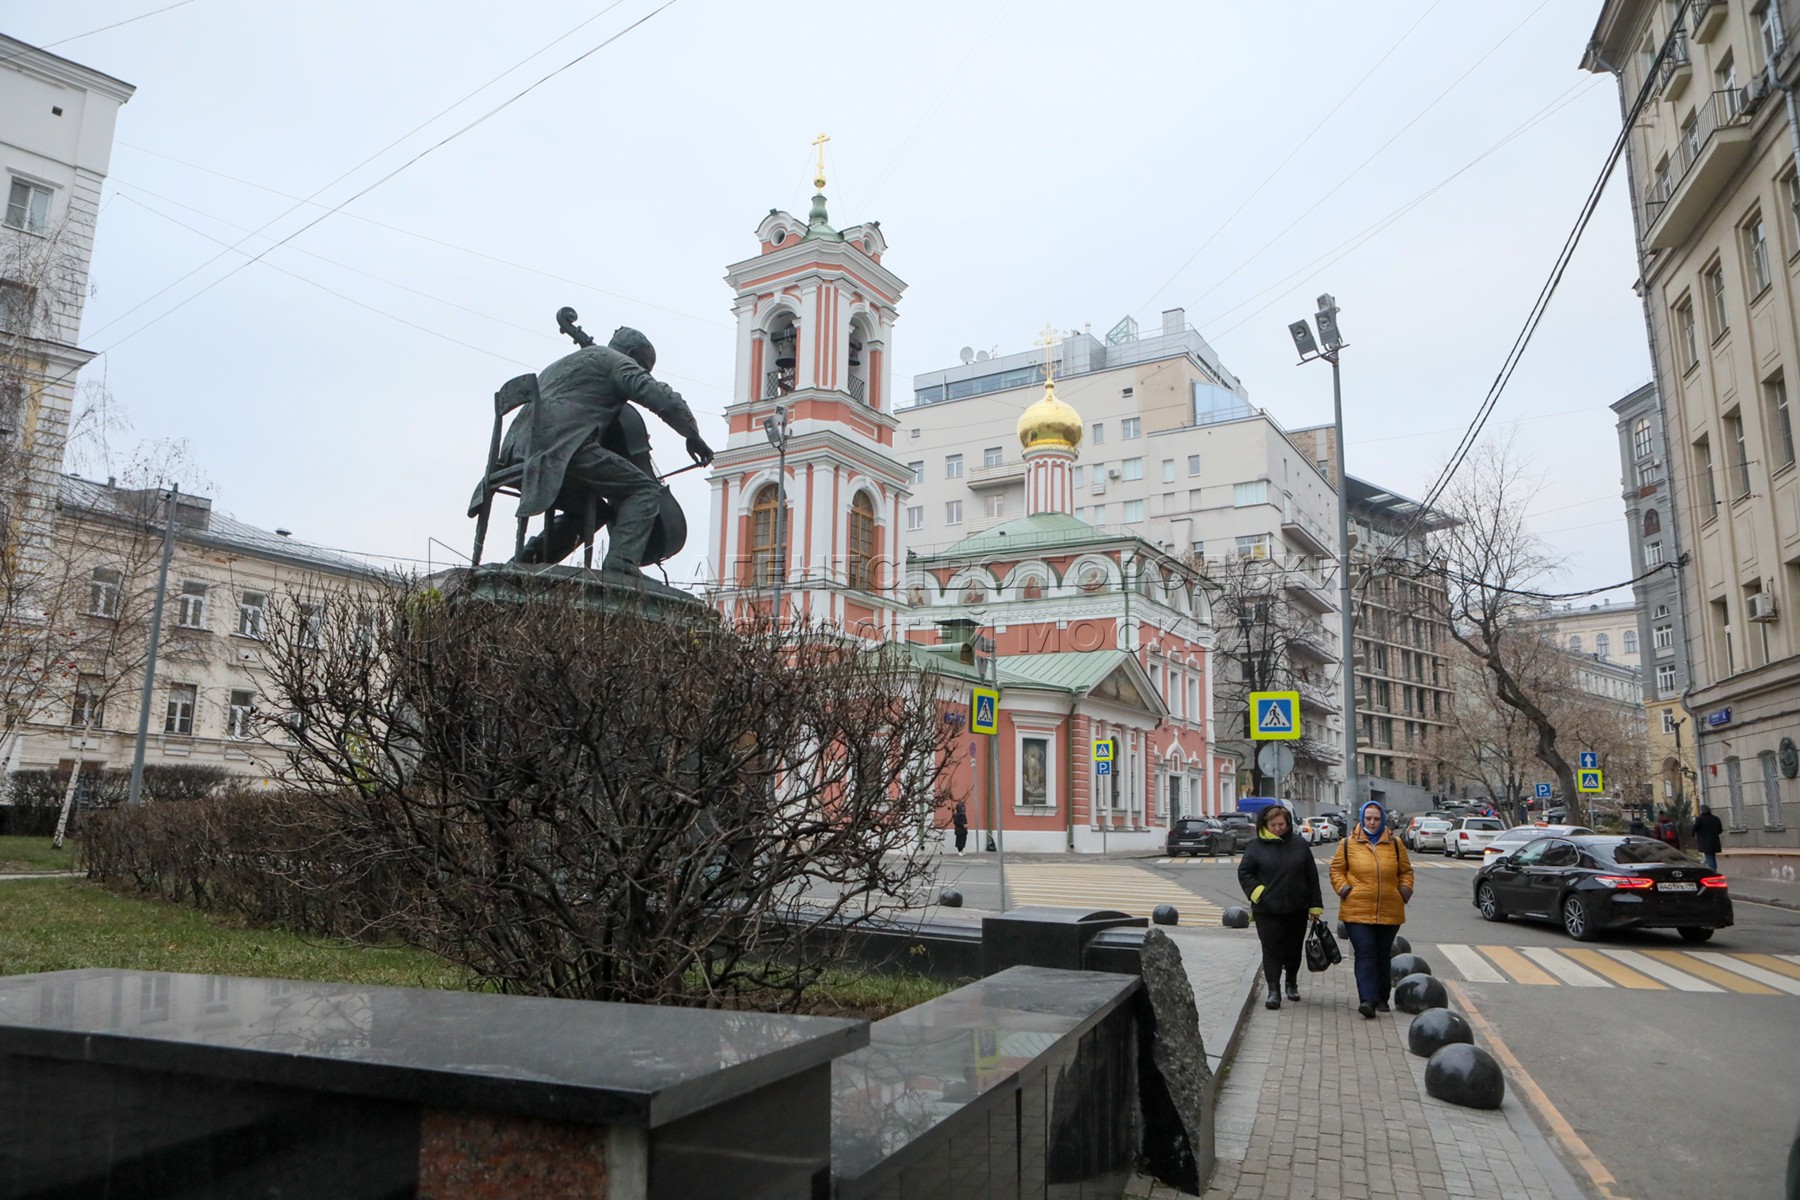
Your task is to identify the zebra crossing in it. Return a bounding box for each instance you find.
[1153,857,1476,870]
[1426,943,1800,995]
[1004,864,1224,924]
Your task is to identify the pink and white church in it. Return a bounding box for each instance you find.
[701,177,1236,854]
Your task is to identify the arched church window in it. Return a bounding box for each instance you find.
[1643,508,1660,536]
[848,492,876,590]
[751,485,783,586]
[767,317,798,398]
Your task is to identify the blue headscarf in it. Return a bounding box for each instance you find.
[1359,799,1388,840]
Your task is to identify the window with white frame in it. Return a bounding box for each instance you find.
[1785,169,1800,252]
[1019,734,1052,808]
[944,500,962,526]
[1123,499,1145,522]
[1234,480,1267,507]
[1705,262,1729,336]
[1658,663,1676,692]
[982,446,1003,468]
[1768,375,1794,468]
[1662,708,1678,735]
[1092,504,1106,523]
[1755,0,1786,70]
[985,493,1006,519]
[1727,755,1745,824]
[1633,417,1654,461]
[945,454,963,479]
[89,567,121,618]
[237,592,267,638]
[1625,629,1639,654]
[1746,214,1772,294]
[298,603,323,649]
[1760,750,1782,828]
[1121,417,1141,440]
[164,683,197,736]
[1121,457,1144,481]
[1654,622,1675,650]
[908,460,924,484]
[1072,466,1084,489]
[1728,410,1751,497]
[1162,459,1176,483]
[906,505,924,531]
[176,581,207,629]
[1646,540,1664,566]
[1570,634,1583,653]
[1596,633,1611,659]
[69,674,104,728]
[1091,423,1105,445]
[4,179,51,235]
[1236,533,1271,559]
[228,689,256,739]
[1187,454,1200,476]
[1696,435,1720,510]
[1675,299,1698,369]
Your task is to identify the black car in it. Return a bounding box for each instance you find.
[1217,814,1255,852]
[1166,817,1227,857]
[1473,834,1732,942]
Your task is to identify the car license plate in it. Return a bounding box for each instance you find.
[1657,882,1697,892]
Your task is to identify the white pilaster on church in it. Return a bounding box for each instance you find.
[1024,448,1076,518]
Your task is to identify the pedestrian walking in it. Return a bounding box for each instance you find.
[1329,800,1415,1019]
[1658,813,1680,848]
[951,799,968,855]
[1236,804,1323,1010]
[1693,804,1724,873]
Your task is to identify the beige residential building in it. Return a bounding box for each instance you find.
[1525,600,1647,670]
[1585,0,1800,873]
[4,476,373,789]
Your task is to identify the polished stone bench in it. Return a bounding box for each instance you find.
[831,965,1143,1199]
[0,967,864,1199]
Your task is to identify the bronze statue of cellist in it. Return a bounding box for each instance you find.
[496,308,713,570]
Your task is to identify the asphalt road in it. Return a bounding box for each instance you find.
[933,843,1800,1200]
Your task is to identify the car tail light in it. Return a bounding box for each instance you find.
[1701,875,1729,889]
[1593,875,1654,889]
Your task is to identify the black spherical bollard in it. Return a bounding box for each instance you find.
[1407,1007,1474,1058]
[1152,903,1180,926]
[1394,972,1449,1015]
[1391,934,1412,957]
[940,888,963,908]
[1390,952,1432,979]
[1424,1043,1506,1109]
[1222,905,1251,929]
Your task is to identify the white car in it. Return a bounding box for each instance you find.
[1481,824,1596,863]
[1446,817,1506,859]
[1300,817,1338,844]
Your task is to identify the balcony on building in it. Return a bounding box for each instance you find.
[1280,500,1334,558]
[1297,677,1341,714]
[1657,27,1693,101]
[967,461,1026,490]
[1691,0,1726,44]
[1644,88,1755,249]
[1283,569,1337,614]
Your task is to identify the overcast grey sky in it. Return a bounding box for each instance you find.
[19,1,1649,595]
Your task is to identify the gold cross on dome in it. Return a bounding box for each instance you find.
[1039,324,1059,381]
[812,132,830,189]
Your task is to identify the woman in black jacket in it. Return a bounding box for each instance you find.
[1236,805,1324,1009]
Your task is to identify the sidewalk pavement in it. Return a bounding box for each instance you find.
[1729,873,1800,911]
[1128,951,1591,1200]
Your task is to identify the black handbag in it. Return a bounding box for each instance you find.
[1305,916,1343,973]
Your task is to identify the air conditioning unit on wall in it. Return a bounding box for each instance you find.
[1749,592,1778,623]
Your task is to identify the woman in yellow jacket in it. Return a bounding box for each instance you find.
[1329,800,1415,1018]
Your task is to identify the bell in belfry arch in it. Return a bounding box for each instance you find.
[771,324,797,369]
[848,335,863,367]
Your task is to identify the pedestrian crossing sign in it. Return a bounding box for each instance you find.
[1249,691,1301,741]
[1093,739,1114,764]
[970,687,999,735]
[1577,769,1603,793]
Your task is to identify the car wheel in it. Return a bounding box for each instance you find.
[1677,926,1714,943]
[1562,894,1597,942]
[1476,882,1507,922]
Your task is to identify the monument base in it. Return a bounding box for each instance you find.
[428,563,713,624]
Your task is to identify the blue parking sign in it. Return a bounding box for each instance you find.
[1534,783,1553,800]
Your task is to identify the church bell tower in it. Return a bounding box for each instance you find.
[705,137,910,639]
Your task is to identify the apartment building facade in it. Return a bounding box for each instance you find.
[903,315,1347,810]
[0,37,133,580]
[1585,0,1800,871]
[1612,381,1700,807]
[4,477,373,786]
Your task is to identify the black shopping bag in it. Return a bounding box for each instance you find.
[1305,917,1343,973]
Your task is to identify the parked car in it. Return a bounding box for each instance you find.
[1544,806,1567,823]
[1412,818,1454,853]
[1299,817,1338,844]
[1319,810,1348,839]
[1481,824,1596,864]
[1401,810,1456,849]
[1166,817,1227,857]
[1473,834,1732,942]
[1218,814,1255,852]
[1446,817,1506,859]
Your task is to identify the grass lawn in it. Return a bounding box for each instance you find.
[0,876,957,1018]
[0,876,474,989]
[0,836,75,875]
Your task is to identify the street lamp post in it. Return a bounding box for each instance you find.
[761,404,791,623]
[1289,296,1360,813]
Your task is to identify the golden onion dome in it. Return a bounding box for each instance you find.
[1016,380,1083,452]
